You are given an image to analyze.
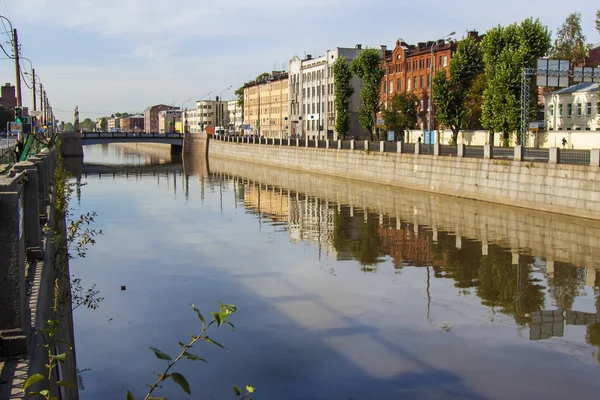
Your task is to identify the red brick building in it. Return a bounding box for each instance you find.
[379,32,480,132]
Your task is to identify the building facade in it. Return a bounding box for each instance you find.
[544,82,599,132]
[120,115,144,132]
[0,83,16,109]
[227,100,243,133]
[288,47,366,140]
[144,104,175,133]
[243,72,289,138]
[107,117,121,132]
[158,109,182,133]
[185,98,228,134]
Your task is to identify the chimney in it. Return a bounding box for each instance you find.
[380,45,387,56]
[216,96,219,101]
[467,31,479,39]
[356,44,362,50]
[306,54,312,60]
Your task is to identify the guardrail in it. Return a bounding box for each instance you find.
[212,135,600,167]
[81,132,183,139]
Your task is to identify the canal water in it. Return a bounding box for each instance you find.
[71,144,600,399]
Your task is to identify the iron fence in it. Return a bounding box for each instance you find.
[384,142,397,153]
[307,140,316,148]
[524,148,549,163]
[318,140,327,148]
[354,141,365,151]
[368,141,380,152]
[420,144,434,155]
[341,140,352,150]
[440,145,457,157]
[403,143,415,154]
[464,145,484,158]
[559,149,590,165]
[493,146,514,159]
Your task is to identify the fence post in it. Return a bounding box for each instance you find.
[457,144,465,157]
[380,141,385,153]
[337,140,342,150]
[364,140,369,151]
[415,142,421,155]
[484,144,492,159]
[397,141,403,154]
[548,147,559,164]
[514,145,524,161]
[433,143,441,156]
[315,139,319,149]
[296,138,300,147]
[350,140,355,151]
[326,139,330,149]
[591,149,600,167]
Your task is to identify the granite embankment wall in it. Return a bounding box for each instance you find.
[209,140,600,221]
[209,157,600,285]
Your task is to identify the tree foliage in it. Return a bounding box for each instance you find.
[463,73,486,130]
[350,48,384,140]
[551,12,588,67]
[432,36,483,144]
[333,57,354,139]
[481,18,551,146]
[100,117,108,132]
[597,10,600,35]
[382,92,418,142]
[64,122,74,132]
[80,118,95,132]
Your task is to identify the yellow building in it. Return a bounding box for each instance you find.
[243,72,289,138]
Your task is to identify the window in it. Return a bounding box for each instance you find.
[322,85,325,95]
[439,56,443,67]
[312,120,315,130]
[303,88,306,97]
[303,105,306,114]
[549,104,554,116]
[389,80,393,93]
[587,102,592,116]
[559,103,563,116]
[420,99,424,110]
[312,103,315,113]
[312,87,315,97]
[397,78,401,92]
[407,77,411,91]
[427,74,430,88]
[427,59,431,69]
[443,56,448,66]
[396,64,400,73]
[576,103,582,116]
[567,103,572,117]
[317,103,320,113]
[420,76,424,89]
[384,81,387,93]
[415,76,418,89]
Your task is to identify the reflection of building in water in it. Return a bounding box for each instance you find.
[243,184,290,223]
[530,310,600,340]
[287,194,337,257]
[377,223,445,269]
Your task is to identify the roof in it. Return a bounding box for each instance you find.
[550,82,599,95]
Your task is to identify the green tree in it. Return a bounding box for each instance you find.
[64,122,74,132]
[80,118,95,132]
[551,12,588,67]
[463,72,486,130]
[597,10,600,34]
[100,117,108,132]
[350,48,385,140]
[333,57,354,139]
[481,18,551,146]
[433,36,483,144]
[382,92,418,142]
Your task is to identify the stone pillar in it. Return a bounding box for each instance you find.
[432,227,438,242]
[337,140,342,150]
[305,138,309,148]
[586,266,597,287]
[514,145,524,161]
[296,139,300,147]
[456,235,462,250]
[0,180,26,332]
[457,143,465,157]
[287,138,291,146]
[326,140,330,149]
[433,143,441,156]
[10,163,41,254]
[548,147,558,164]
[252,137,256,144]
[484,144,492,159]
[59,132,83,157]
[315,139,319,149]
[350,140,355,151]
[380,141,385,153]
[512,251,520,265]
[397,141,403,154]
[482,242,489,256]
[546,260,554,277]
[364,140,369,151]
[590,149,600,167]
[415,142,421,155]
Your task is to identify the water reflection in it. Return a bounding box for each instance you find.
[73,145,600,399]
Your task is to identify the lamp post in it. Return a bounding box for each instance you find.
[219,85,232,131]
[199,91,212,133]
[181,97,191,134]
[428,31,455,143]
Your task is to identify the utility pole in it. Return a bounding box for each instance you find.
[13,28,22,107]
[39,83,43,117]
[32,68,36,111]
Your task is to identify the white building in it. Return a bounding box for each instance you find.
[185,98,228,134]
[288,45,367,140]
[227,100,243,133]
[158,109,182,133]
[545,82,599,132]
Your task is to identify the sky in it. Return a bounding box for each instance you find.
[0,0,598,122]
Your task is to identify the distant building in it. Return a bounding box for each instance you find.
[587,44,600,67]
[107,117,121,132]
[544,82,599,132]
[144,104,176,133]
[158,109,181,133]
[288,47,366,140]
[185,98,228,134]
[120,114,144,132]
[0,83,16,109]
[227,100,243,133]
[243,71,289,138]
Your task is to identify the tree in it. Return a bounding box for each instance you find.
[382,92,418,142]
[597,10,600,34]
[333,57,354,139]
[433,36,483,144]
[80,118,95,132]
[481,18,551,146]
[463,73,486,130]
[64,122,74,132]
[551,12,588,67]
[100,117,108,132]
[350,48,384,140]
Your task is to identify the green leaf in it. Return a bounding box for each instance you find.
[170,373,190,395]
[149,347,172,361]
[225,321,235,331]
[204,336,228,351]
[178,341,186,348]
[183,351,206,362]
[56,380,75,388]
[39,390,50,396]
[147,397,167,400]
[246,385,256,393]
[23,374,45,390]
[126,390,136,400]
[211,312,222,327]
[190,303,205,323]
[53,353,67,363]
[232,386,242,396]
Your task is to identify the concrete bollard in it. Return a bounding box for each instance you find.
[337,140,342,150]
[591,149,600,167]
[296,139,300,147]
[433,143,441,156]
[287,138,291,146]
[326,140,330,149]
[252,137,256,144]
[514,145,524,161]
[549,147,559,164]
[350,140,355,151]
[415,142,421,155]
[315,139,319,149]
[397,141,403,154]
[484,144,492,159]
[380,141,385,153]
[364,140,369,151]
[457,144,465,157]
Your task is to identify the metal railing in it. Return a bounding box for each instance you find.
[354,141,365,151]
[493,147,514,159]
[525,148,549,163]
[440,145,457,157]
[368,141,380,152]
[559,149,590,165]
[464,146,484,158]
[384,142,397,153]
[318,140,327,149]
[341,140,352,150]
[403,143,415,154]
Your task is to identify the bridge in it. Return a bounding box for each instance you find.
[81,132,183,146]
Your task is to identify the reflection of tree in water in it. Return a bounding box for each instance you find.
[547,262,585,311]
[585,290,600,364]
[431,232,481,290]
[332,208,384,269]
[476,248,545,326]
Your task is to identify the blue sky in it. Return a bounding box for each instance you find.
[0,0,598,123]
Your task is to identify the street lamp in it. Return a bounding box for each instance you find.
[428,31,455,143]
[181,97,192,135]
[219,85,233,130]
[199,92,212,132]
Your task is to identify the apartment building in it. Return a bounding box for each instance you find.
[144,104,176,133]
[120,114,144,132]
[243,71,289,138]
[107,116,121,132]
[288,46,366,140]
[227,100,243,133]
[158,109,182,133]
[544,82,599,131]
[185,98,228,134]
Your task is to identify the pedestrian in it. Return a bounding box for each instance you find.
[561,137,567,148]
[418,136,422,143]
[15,138,23,160]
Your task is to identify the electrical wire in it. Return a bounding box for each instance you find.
[0,41,12,59]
